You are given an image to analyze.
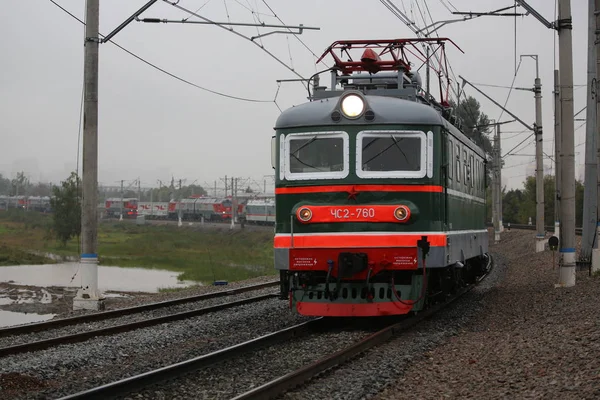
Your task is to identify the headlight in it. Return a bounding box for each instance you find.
[341,94,365,118]
[394,206,410,222]
[297,207,312,222]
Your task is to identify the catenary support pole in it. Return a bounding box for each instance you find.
[493,123,500,244]
[119,179,124,221]
[554,69,562,239]
[557,0,576,286]
[583,0,599,262]
[74,0,104,311]
[592,0,600,272]
[533,58,546,252]
[498,123,504,233]
[230,177,235,229]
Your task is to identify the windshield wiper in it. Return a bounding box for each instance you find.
[291,136,318,157]
[290,153,326,172]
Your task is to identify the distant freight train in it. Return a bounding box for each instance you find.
[0,196,52,212]
[134,196,276,225]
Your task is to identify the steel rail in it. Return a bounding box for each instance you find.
[0,293,277,357]
[56,318,325,400]
[0,280,279,337]
[232,255,494,400]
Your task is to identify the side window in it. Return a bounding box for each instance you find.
[476,160,480,191]
[448,139,453,180]
[478,161,482,191]
[469,155,474,187]
[455,144,460,183]
[463,150,467,184]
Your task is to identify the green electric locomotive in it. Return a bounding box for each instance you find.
[273,39,489,317]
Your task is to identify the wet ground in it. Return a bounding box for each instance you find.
[0,263,197,328]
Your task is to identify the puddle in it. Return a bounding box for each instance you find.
[0,263,197,293]
[0,297,14,305]
[0,310,55,328]
[103,293,132,298]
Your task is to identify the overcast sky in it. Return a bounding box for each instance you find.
[0,0,590,192]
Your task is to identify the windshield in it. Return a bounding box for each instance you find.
[289,137,344,173]
[362,136,421,171]
[283,132,349,180]
[357,131,426,178]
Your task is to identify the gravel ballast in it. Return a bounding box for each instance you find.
[129,329,372,400]
[0,287,277,348]
[0,297,310,399]
[372,230,600,400]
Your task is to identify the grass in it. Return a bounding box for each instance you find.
[0,210,277,284]
[0,245,55,266]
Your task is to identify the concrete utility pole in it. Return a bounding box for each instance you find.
[74,0,103,310]
[583,0,599,262]
[593,0,600,272]
[515,0,576,286]
[554,69,562,238]
[119,179,124,220]
[177,178,183,226]
[157,180,163,202]
[230,177,235,229]
[530,56,546,252]
[515,54,545,251]
[557,0,577,286]
[493,123,501,244]
[534,58,545,252]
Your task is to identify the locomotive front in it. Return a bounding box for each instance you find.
[273,39,488,317]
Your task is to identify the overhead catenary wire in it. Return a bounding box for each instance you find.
[48,0,277,104]
[261,0,328,70]
[496,58,522,122]
[164,0,308,86]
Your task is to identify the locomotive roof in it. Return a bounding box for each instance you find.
[275,94,485,157]
[275,95,442,129]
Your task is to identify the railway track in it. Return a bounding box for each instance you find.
[57,318,327,400]
[232,254,494,400]
[0,280,278,337]
[0,281,278,357]
[57,255,493,400]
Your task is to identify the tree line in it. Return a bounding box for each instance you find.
[495,175,585,227]
[0,172,53,197]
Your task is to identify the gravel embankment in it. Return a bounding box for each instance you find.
[0,297,310,399]
[371,230,600,400]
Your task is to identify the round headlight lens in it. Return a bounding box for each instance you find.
[341,94,365,118]
[394,206,409,222]
[297,207,312,222]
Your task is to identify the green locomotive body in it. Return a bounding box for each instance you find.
[273,39,489,316]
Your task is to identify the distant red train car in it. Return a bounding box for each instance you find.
[105,198,138,218]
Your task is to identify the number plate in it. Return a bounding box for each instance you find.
[330,207,376,220]
[296,205,408,223]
